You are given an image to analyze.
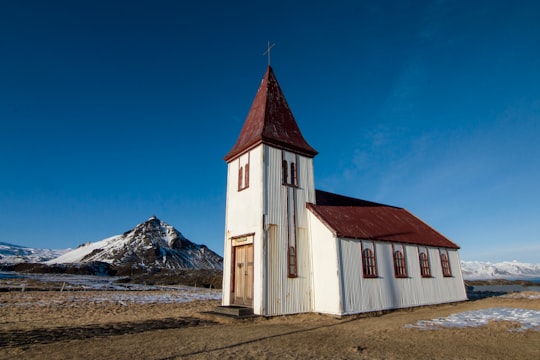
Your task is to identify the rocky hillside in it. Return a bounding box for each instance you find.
[46,216,223,271]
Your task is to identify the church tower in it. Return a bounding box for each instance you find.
[222,66,318,315]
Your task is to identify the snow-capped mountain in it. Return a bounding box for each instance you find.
[46,216,223,270]
[461,260,540,280]
[0,242,68,264]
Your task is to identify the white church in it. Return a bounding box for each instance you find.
[221,66,467,317]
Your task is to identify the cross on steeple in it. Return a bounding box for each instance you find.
[262,41,276,66]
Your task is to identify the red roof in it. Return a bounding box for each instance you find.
[308,190,459,249]
[224,66,318,162]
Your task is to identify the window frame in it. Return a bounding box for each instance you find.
[439,249,452,277]
[281,152,299,188]
[287,245,297,278]
[237,166,243,191]
[418,247,431,278]
[244,163,249,188]
[237,154,250,192]
[282,159,288,185]
[361,241,378,278]
[392,244,408,278]
[290,162,297,186]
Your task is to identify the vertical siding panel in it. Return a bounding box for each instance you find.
[265,147,313,315]
[339,239,358,314]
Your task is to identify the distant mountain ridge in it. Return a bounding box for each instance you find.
[0,241,68,265]
[461,260,540,280]
[3,234,539,280]
[46,216,223,271]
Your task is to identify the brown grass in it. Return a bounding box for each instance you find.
[1,288,539,359]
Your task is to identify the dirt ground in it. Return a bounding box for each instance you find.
[1,286,539,359]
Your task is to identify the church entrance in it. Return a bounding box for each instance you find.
[232,243,254,307]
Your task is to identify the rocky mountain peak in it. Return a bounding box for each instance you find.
[47,217,223,271]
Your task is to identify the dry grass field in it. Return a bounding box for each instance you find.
[1,278,539,359]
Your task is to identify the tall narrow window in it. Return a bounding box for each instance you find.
[237,154,250,191]
[288,246,297,277]
[362,248,377,277]
[440,249,452,277]
[290,162,297,186]
[282,160,288,184]
[393,244,407,278]
[244,163,249,188]
[238,166,243,191]
[418,247,431,277]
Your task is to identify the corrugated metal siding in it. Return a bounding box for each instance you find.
[264,146,314,315]
[338,240,467,315]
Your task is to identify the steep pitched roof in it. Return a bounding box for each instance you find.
[308,190,460,249]
[224,66,318,162]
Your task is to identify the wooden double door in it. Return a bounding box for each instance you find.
[232,244,254,307]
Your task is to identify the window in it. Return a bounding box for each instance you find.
[393,244,407,278]
[244,163,249,188]
[282,160,288,184]
[440,249,452,277]
[282,156,298,187]
[362,248,377,277]
[238,166,243,191]
[418,248,431,277]
[288,246,297,278]
[290,162,297,186]
[237,155,250,191]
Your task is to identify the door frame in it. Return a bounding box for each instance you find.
[230,234,255,307]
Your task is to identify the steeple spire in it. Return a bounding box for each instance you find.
[224,67,318,162]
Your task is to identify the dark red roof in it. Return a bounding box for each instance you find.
[308,190,459,249]
[224,66,318,162]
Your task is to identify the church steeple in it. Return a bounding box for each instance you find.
[224,66,318,162]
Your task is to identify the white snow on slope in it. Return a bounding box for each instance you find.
[45,216,223,270]
[406,308,540,332]
[461,260,540,280]
[45,235,122,265]
[0,242,69,264]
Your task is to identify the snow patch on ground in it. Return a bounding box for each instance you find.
[501,292,540,300]
[9,291,222,308]
[406,308,540,332]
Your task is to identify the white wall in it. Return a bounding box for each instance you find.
[307,211,342,315]
[338,239,468,315]
[222,147,264,307]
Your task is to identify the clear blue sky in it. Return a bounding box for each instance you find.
[1,1,539,263]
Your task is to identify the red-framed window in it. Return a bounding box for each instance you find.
[362,248,377,277]
[393,244,407,278]
[244,163,249,188]
[237,155,250,191]
[418,246,431,277]
[282,160,288,184]
[238,166,243,191]
[440,249,452,277]
[288,246,297,278]
[290,162,297,186]
[282,153,298,187]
